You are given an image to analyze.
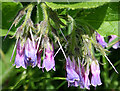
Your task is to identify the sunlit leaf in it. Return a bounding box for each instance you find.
[97,2,120,37]
[46,2,107,10]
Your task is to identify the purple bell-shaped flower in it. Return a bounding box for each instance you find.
[24,38,37,68]
[13,39,26,69]
[66,57,80,87]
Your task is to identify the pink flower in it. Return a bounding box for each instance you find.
[96,33,107,48]
[91,60,102,87]
[42,43,55,71]
[13,39,26,69]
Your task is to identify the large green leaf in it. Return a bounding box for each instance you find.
[97,2,120,37]
[2,2,23,36]
[46,2,107,10]
[74,2,119,37]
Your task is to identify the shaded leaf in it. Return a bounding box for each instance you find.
[75,3,108,30]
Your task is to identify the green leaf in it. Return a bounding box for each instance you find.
[97,2,119,37]
[46,2,107,10]
[74,2,119,37]
[0,28,14,36]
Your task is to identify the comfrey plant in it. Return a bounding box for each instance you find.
[4,2,119,90]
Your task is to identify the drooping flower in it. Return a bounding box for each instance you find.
[77,58,85,89]
[96,33,107,48]
[84,63,91,89]
[109,35,120,49]
[78,58,90,89]
[42,42,55,71]
[13,39,26,69]
[24,38,37,68]
[66,57,91,89]
[91,60,102,87]
[66,57,80,87]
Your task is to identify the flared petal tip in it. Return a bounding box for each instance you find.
[13,64,27,69]
[45,66,56,72]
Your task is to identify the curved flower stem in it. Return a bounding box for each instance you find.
[56,81,66,89]
[102,56,109,87]
[11,70,27,90]
[33,77,66,82]
[57,37,67,60]
[4,23,14,40]
[52,31,67,60]
[54,47,61,58]
[104,55,118,74]
[30,28,35,48]
[10,38,19,62]
[59,28,68,42]
[22,4,34,28]
[36,34,42,53]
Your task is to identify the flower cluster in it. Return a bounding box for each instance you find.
[7,4,56,72]
[12,36,55,71]
[66,57,102,89]
[13,38,37,69]
[5,3,119,90]
[13,35,55,71]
